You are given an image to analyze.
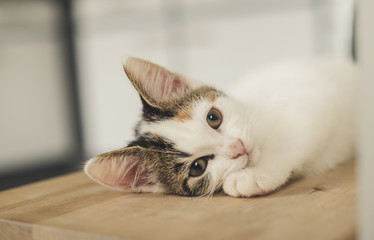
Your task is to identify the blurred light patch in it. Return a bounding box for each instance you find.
[0,1,76,174]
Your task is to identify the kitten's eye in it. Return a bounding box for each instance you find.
[206,107,222,130]
[189,158,208,177]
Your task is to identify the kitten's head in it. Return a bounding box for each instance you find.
[84,57,254,196]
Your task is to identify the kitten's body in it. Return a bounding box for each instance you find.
[85,57,356,197]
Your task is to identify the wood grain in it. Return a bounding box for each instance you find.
[0,161,356,240]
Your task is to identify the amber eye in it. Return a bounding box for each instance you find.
[189,158,207,177]
[189,159,207,177]
[189,155,214,177]
[206,107,222,130]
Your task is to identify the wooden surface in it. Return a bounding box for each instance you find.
[0,161,356,240]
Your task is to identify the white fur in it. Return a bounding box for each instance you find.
[139,59,357,197]
[224,59,357,197]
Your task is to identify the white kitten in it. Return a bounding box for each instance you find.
[84,57,357,197]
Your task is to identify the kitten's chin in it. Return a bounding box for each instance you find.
[232,153,252,172]
[242,153,256,169]
[238,148,258,170]
[244,154,253,168]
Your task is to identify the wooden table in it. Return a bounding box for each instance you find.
[0,161,356,240]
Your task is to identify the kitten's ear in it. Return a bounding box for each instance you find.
[84,146,163,193]
[123,57,199,108]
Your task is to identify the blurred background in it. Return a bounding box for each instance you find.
[2,0,374,238]
[0,0,355,189]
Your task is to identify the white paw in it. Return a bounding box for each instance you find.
[223,170,264,197]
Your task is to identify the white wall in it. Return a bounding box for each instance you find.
[0,1,74,173]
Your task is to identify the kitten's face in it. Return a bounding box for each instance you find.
[135,89,253,196]
[84,57,254,196]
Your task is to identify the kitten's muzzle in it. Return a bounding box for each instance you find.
[217,137,248,160]
[229,139,248,159]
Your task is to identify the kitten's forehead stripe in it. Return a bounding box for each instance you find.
[174,108,192,121]
[209,95,217,103]
[175,87,223,110]
[128,133,174,150]
[128,133,190,157]
[141,97,174,122]
[141,86,224,123]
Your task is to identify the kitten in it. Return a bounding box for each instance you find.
[84,57,357,197]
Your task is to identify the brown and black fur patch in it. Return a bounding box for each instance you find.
[129,87,222,195]
[140,86,224,122]
[174,108,192,121]
[127,133,211,196]
[128,133,177,152]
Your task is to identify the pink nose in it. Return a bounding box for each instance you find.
[229,139,247,159]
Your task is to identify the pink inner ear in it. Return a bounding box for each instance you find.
[87,156,152,189]
[125,57,191,102]
[171,77,189,94]
[145,65,190,101]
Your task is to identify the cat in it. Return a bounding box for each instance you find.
[84,56,357,197]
